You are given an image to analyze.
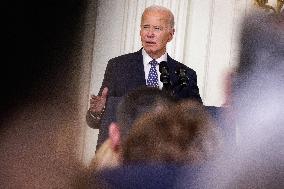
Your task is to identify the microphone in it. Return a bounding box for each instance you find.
[175,68,189,88]
[159,61,171,90]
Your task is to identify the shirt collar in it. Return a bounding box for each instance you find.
[142,48,167,65]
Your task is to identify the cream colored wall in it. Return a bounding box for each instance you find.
[81,1,126,165]
[81,0,255,166]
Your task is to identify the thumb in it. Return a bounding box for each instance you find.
[101,87,108,98]
[108,122,120,151]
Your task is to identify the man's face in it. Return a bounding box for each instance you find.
[140,11,174,59]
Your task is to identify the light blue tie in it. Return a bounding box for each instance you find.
[147,59,159,88]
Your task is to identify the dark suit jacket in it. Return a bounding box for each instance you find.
[88,49,202,148]
[98,49,202,101]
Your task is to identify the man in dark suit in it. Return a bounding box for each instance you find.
[86,5,202,143]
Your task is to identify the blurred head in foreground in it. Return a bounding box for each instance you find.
[122,99,221,165]
[0,1,88,187]
[194,11,284,189]
[90,87,176,171]
[89,99,222,188]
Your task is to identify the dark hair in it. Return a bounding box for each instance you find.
[116,87,176,141]
[122,100,221,164]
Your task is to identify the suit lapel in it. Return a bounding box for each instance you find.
[166,54,175,70]
[127,49,146,88]
[167,54,179,85]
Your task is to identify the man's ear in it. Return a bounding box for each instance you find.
[108,122,121,151]
[167,28,175,42]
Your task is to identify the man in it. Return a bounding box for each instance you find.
[86,5,202,131]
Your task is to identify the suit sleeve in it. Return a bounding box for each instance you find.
[86,59,116,129]
[98,59,116,96]
[188,70,203,103]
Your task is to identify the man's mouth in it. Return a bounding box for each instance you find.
[146,41,156,45]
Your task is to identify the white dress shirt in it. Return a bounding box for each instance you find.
[142,48,167,90]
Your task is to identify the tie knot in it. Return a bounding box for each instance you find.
[149,59,158,66]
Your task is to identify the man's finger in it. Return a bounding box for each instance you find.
[101,87,108,98]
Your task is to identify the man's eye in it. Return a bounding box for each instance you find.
[143,26,150,29]
[154,27,162,31]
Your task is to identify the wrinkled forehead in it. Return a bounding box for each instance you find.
[141,10,171,26]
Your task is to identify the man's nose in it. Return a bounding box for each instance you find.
[146,29,155,38]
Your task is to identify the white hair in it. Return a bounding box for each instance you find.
[142,5,175,28]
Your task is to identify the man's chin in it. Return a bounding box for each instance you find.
[144,48,156,55]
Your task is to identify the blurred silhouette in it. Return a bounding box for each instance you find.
[89,87,176,171]
[1,1,92,188]
[122,99,222,165]
[89,99,222,188]
[190,11,284,189]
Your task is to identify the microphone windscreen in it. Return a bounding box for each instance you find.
[159,61,169,73]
